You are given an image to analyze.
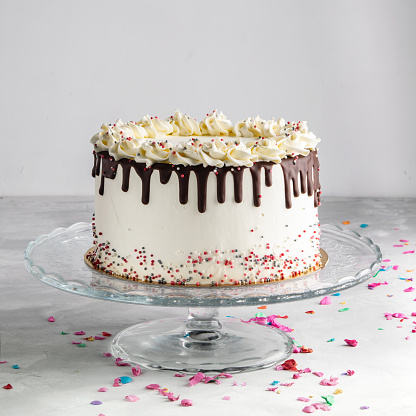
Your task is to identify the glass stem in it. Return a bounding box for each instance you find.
[186,307,222,331]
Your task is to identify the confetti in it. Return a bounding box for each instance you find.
[167,392,180,401]
[293,373,302,379]
[360,406,370,410]
[320,377,339,386]
[98,387,108,392]
[257,306,267,309]
[270,381,280,386]
[394,245,403,247]
[404,287,415,292]
[342,221,350,225]
[12,365,19,369]
[280,382,294,387]
[320,296,331,305]
[115,358,131,366]
[305,310,315,314]
[298,397,311,402]
[327,338,335,342]
[74,331,86,336]
[334,389,343,395]
[313,372,324,377]
[125,395,139,402]
[338,308,350,312]
[174,373,186,377]
[332,293,341,296]
[223,396,231,400]
[189,372,206,386]
[403,250,415,254]
[368,281,388,290]
[132,365,141,376]
[303,403,331,413]
[382,259,391,262]
[344,339,358,347]
[94,336,106,340]
[72,341,81,345]
[400,239,409,242]
[78,343,86,348]
[102,353,112,357]
[0,361,7,364]
[47,316,55,322]
[113,378,122,387]
[61,331,69,335]
[146,384,160,390]
[181,399,193,407]
[360,224,368,228]
[119,376,132,384]
[91,401,102,405]
[346,370,355,376]
[3,384,13,390]
[321,395,335,406]
[281,359,298,371]
[102,332,112,337]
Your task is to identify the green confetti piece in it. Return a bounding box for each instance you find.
[292,339,302,347]
[327,338,335,342]
[338,308,350,312]
[373,269,382,278]
[78,343,86,348]
[378,328,384,330]
[61,331,69,335]
[321,395,335,406]
[255,312,266,318]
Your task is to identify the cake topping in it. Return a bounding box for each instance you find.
[91,110,320,167]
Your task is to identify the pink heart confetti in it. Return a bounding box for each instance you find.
[393,265,399,270]
[131,365,141,376]
[98,387,108,392]
[298,397,311,402]
[404,287,415,292]
[47,316,55,322]
[293,373,302,379]
[344,338,358,347]
[125,395,139,402]
[320,376,339,386]
[74,331,86,336]
[146,384,160,390]
[347,370,355,376]
[181,399,193,407]
[223,396,231,400]
[313,372,324,377]
[320,296,331,305]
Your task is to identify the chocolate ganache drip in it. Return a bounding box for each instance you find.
[92,151,320,213]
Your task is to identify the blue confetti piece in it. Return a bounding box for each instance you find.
[270,381,280,386]
[332,293,341,296]
[119,376,132,384]
[360,224,368,228]
[327,338,335,342]
[12,365,19,369]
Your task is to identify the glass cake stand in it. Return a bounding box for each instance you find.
[24,223,381,373]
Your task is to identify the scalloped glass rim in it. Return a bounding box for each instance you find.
[24,222,382,307]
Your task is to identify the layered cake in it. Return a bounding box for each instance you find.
[87,110,322,286]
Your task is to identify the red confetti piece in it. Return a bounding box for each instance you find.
[305,310,315,314]
[47,316,55,322]
[3,384,13,389]
[102,332,112,337]
[0,361,7,364]
[174,373,186,377]
[281,359,298,371]
[344,339,358,347]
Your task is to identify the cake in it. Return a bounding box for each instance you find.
[86,110,321,286]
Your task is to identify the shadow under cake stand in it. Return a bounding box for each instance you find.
[25,223,381,373]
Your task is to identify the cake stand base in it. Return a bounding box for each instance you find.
[111,307,293,373]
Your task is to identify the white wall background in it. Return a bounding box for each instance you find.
[1,0,415,197]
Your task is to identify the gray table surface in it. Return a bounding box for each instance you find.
[1,196,415,416]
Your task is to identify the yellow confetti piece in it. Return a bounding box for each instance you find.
[407,269,414,272]
[342,221,350,225]
[276,390,281,394]
[334,389,343,395]
[86,337,95,342]
[340,302,346,305]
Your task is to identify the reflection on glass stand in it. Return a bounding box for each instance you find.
[25,223,381,373]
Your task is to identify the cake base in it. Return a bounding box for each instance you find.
[84,247,328,287]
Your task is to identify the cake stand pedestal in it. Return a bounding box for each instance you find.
[25,223,381,373]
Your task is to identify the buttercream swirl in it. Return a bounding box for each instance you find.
[200,110,233,136]
[91,111,320,167]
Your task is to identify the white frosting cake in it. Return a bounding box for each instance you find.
[87,110,321,286]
